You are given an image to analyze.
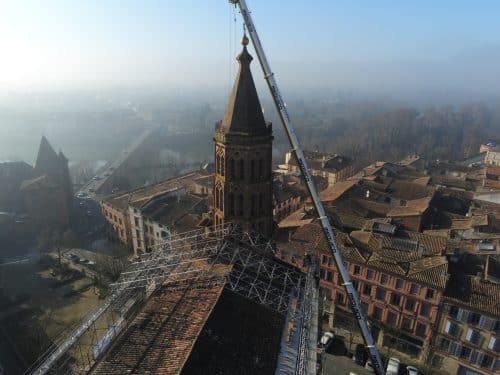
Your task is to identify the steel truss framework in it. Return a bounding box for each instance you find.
[27,223,317,375]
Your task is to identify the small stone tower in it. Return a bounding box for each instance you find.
[213,35,274,237]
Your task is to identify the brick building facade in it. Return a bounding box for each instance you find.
[213,36,274,237]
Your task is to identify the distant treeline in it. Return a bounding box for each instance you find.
[270,101,500,167]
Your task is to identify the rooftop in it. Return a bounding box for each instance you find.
[286,221,448,289]
[444,275,500,318]
[91,261,231,375]
[142,193,205,227]
[104,172,205,211]
[288,152,353,173]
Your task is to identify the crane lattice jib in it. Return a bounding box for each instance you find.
[228,1,385,374]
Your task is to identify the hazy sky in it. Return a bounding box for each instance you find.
[1,1,500,95]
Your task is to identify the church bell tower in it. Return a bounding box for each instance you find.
[213,34,274,237]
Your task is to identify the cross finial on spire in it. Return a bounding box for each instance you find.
[241,24,249,46]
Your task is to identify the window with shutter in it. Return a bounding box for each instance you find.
[488,336,499,353]
[445,320,451,334]
[449,342,458,356]
[475,352,484,366]
[439,337,450,351]
[492,359,500,373]
[494,320,500,334]
[468,312,481,325]
[479,315,492,330]
[459,309,469,322]
[469,350,479,364]
[459,346,472,360]
[466,329,481,345]
[481,354,493,369]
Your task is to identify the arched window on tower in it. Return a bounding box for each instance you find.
[238,194,244,217]
[219,188,224,212]
[251,160,255,180]
[229,193,235,215]
[239,159,244,180]
[220,155,225,176]
[258,159,264,179]
[230,159,235,180]
[215,186,219,209]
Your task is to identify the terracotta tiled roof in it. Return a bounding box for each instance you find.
[277,209,314,228]
[350,229,448,288]
[450,219,472,230]
[104,172,203,211]
[402,230,448,255]
[386,207,421,217]
[423,229,451,239]
[413,176,431,186]
[319,179,358,202]
[92,283,225,374]
[290,223,366,264]
[288,222,449,290]
[444,276,500,319]
[328,209,368,230]
[353,199,392,216]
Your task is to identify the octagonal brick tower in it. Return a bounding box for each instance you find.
[213,35,274,238]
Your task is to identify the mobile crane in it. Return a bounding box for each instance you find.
[228,1,386,374]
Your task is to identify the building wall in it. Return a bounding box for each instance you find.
[133,215,172,255]
[23,186,70,229]
[485,150,500,166]
[214,135,274,237]
[319,253,442,359]
[434,302,500,375]
[285,151,356,188]
[129,206,146,255]
[101,202,130,246]
[273,195,301,222]
[389,215,423,232]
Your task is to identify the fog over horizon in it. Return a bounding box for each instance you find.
[2,1,500,95]
[2,1,500,163]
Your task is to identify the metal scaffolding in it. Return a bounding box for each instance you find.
[26,223,317,375]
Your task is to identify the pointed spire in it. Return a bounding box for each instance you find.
[219,34,269,135]
[35,136,58,170]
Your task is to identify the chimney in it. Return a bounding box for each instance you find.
[484,255,490,280]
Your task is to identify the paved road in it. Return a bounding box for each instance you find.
[76,126,156,199]
[0,255,31,267]
[322,352,374,375]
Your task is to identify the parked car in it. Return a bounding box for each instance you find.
[364,360,375,373]
[319,331,334,348]
[386,357,400,375]
[406,365,419,375]
[353,344,368,366]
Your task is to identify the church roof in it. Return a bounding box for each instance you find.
[219,37,270,136]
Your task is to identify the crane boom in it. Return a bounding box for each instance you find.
[228,1,385,374]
